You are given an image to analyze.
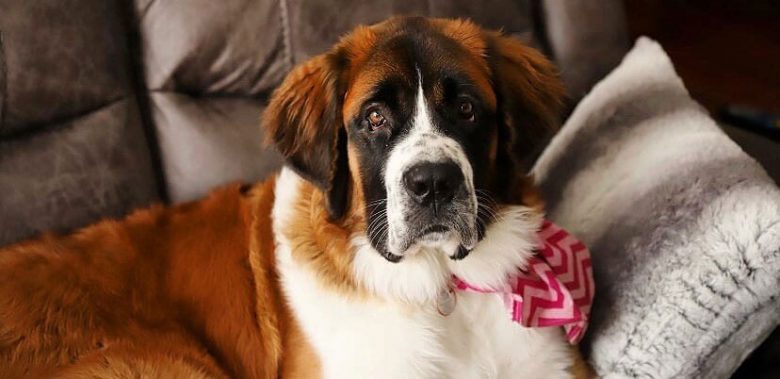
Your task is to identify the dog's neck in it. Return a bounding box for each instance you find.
[271,167,371,298]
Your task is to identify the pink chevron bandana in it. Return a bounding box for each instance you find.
[452,220,594,344]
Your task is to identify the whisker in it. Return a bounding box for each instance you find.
[367,216,388,231]
[369,223,389,246]
[365,198,388,211]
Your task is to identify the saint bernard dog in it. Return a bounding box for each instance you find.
[0,17,592,378]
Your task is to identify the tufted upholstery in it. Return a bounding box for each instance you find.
[0,0,159,245]
[0,1,134,134]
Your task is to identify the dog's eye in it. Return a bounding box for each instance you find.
[458,100,475,122]
[366,110,386,131]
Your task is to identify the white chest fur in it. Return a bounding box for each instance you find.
[278,251,572,378]
[272,169,574,378]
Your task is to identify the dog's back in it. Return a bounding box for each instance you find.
[0,180,283,378]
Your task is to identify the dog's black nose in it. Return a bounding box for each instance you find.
[403,161,464,211]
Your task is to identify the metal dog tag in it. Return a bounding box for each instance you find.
[436,285,457,317]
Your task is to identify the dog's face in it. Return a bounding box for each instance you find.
[265,17,563,264]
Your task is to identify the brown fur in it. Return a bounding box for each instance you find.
[282,179,367,295]
[570,345,596,379]
[0,17,586,378]
[0,182,284,378]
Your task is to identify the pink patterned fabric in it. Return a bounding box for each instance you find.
[453,220,594,344]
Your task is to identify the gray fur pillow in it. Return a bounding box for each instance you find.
[534,37,780,378]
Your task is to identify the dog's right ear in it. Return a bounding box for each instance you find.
[264,53,342,190]
[263,52,350,219]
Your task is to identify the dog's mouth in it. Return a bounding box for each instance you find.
[378,249,404,263]
[376,224,458,263]
[418,224,450,239]
[416,223,473,261]
[383,213,478,261]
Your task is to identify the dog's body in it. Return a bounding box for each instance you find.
[0,17,591,378]
[273,169,582,378]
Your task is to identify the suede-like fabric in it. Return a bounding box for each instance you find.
[138,0,288,97]
[542,0,630,101]
[0,99,159,246]
[149,93,282,202]
[0,0,133,135]
[0,1,160,246]
[285,0,535,64]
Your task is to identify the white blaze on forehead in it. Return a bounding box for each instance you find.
[382,73,478,256]
[412,77,435,133]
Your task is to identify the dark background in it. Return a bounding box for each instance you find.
[624,0,780,197]
[625,0,780,113]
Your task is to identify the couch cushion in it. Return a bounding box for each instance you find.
[0,99,159,246]
[136,0,290,201]
[149,93,282,202]
[137,0,288,96]
[0,0,134,135]
[534,38,780,378]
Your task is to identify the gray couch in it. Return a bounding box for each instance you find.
[2,1,776,377]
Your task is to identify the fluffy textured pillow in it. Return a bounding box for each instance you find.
[534,37,780,378]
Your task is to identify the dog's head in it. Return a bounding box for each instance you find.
[265,17,563,265]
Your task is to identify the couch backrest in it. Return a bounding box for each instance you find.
[0,1,160,246]
[0,0,628,246]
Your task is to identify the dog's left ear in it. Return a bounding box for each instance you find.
[263,52,350,221]
[486,32,565,201]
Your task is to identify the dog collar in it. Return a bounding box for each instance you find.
[445,220,594,344]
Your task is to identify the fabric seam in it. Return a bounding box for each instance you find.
[0,29,7,131]
[0,96,128,142]
[138,0,157,21]
[279,0,294,71]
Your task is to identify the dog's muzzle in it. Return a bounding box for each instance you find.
[384,157,477,261]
